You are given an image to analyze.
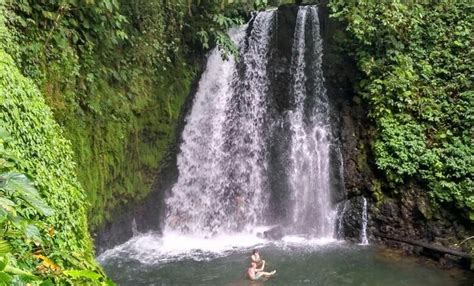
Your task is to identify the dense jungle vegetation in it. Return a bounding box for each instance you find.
[330,1,473,221]
[0,0,472,284]
[2,0,272,231]
[0,0,274,284]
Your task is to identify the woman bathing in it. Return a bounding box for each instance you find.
[247,261,276,281]
[247,250,276,281]
[251,249,264,268]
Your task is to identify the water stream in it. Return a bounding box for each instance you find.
[360,197,369,245]
[165,10,275,236]
[287,6,335,237]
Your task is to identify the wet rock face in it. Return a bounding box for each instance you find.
[318,1,473,262]
[93,58,206,254]
[265,5,297,225]
[337,196,369,242]
[317,3,370,202]
[336,186,473,269]
[337,191,472,260]
[368,186,470,246]
[267,5,298,114]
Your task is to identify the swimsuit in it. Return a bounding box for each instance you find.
[255,272,264,280]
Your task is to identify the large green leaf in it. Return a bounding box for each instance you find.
[0,197,16,217]
[0,256,8,271]
[0,272,12,286]
[0,128,10,142]
[3,265,36,278]
[24,224,41,241]
[0,240,11,257]
[0,173,53,216]
[63,269,102,280]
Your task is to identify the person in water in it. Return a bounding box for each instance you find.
[247,261,276,281]
[251,249,264,268]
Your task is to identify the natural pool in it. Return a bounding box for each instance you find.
[98,233,473,286]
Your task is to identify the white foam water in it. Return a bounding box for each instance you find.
[97,231,267,264]
[359,197,369,245]
[97,231,341,265]
[165,10,276,236]
[287,6,336,237]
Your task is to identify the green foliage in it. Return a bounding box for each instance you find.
[185,1,246,57]
[0,138,46,283]
[0,0,271,283]
[2,0,267,230]
[4,0,127,80]
[0,47,109,284]
[1,0,193,229]
[330,1,473,219]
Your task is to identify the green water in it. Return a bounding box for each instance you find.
[100,243,473,285]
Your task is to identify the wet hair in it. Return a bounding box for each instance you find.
[252,249,259,255]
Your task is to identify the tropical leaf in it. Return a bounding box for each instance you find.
[0,128,10,142]
[24,224,41,241]
[4,265,36,278]
[0,272,12,286]
[0,240,11,256]
[0,198,16,217]
[0,256,8,271]
[0,173,53,216]
[63,269,102,280]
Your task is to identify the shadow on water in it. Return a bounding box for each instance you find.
[100,241,474,286]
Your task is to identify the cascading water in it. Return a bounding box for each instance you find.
[165,10,275,236]
[286,6,336,237]
[165,6,338,239]
[360,197,369,245]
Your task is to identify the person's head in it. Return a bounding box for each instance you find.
[250,262,257,268]
[252,249,259,255]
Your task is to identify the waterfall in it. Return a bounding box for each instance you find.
[287,6,336,237]
[360,197,369,245]
[164,6,338,239]
[165,11,275,236]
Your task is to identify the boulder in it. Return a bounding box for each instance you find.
[263,225,285,240]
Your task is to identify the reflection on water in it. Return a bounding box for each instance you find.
[98,233,473,286]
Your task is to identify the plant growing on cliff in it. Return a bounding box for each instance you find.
[2,0,269,231]
[0,130,44,284]
[0,44,111,283]
[329,1,473,220]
